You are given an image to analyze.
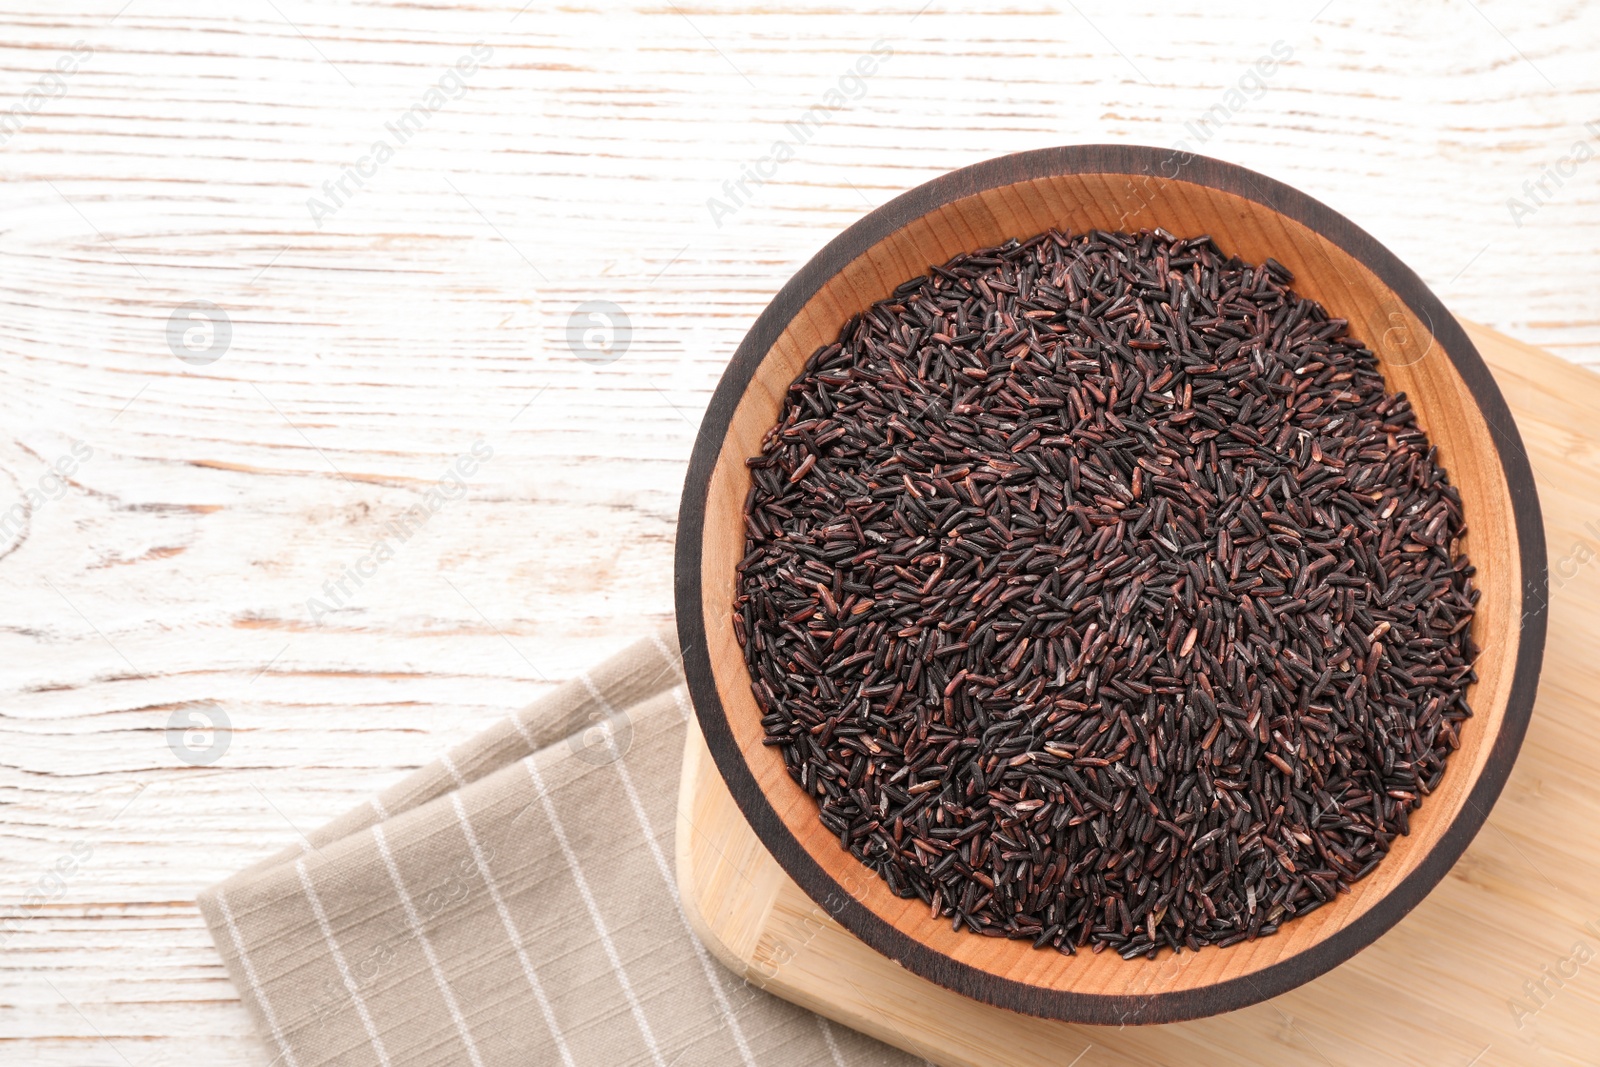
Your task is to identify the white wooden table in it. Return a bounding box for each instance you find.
[1,2,1595,1062]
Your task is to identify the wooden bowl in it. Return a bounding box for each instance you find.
[675,145,1547,1023]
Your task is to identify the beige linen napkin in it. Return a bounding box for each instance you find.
[198,627,921,1067]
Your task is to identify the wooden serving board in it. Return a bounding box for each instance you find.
[674,319,1600,1067]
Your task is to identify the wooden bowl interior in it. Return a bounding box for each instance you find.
[697,173,1522,999]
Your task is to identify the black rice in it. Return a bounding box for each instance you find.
[734,228,1478,959]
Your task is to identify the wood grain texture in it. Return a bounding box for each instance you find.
[1,0,1596,1062]
[677,321,1600,1065]
[676,147,1544,1022]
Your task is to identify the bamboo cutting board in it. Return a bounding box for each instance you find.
[674,319,1600,1067]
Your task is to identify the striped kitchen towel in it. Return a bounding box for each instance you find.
[198,627,919,1067]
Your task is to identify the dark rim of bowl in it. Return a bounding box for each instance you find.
[674,144,1548,1024]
